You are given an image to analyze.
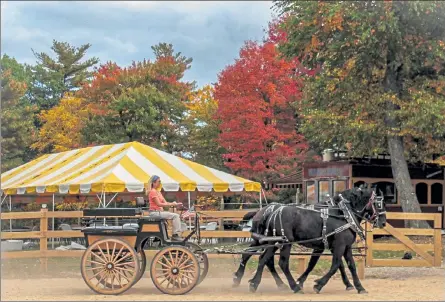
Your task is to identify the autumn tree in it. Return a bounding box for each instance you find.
[32,94,89,153]
[184,85,225,170]
[214,26,311,182]
[80,43,195,153]
[0,55,37,171]
[29,40,99,111]
[274,1,445,225]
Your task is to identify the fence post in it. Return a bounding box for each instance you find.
[40,208,48,272]
[365,222,373,267]
[434,213,442,267]
[297,257,307,275]
[357,258,365,279]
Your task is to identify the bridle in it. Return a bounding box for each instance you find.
[350,189,386,226]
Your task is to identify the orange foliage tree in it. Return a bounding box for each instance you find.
[214,20,313,182]
[32,94,89,153]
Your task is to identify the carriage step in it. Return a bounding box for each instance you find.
[251,233,287,244]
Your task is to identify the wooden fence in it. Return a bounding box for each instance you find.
[0,209,442,279]
[366,212,443,268]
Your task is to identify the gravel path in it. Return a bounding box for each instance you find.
[2,267,444,301]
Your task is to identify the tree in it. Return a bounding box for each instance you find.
[214,26,311,182]
[184,85,226,170]
[29,40,99,111]
[1,55,37,171]
[80,43,195,153]
[32,94,89,153]
[274,1,445,226]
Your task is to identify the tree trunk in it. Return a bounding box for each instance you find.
[383,20,429,229]
[387,136,430,228]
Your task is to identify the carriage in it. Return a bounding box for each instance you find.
[79,186,385,296]
[79,205,209,295]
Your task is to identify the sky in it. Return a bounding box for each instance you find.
[1,1,275,87]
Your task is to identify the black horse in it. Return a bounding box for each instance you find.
[248,186,386,294]
[233,198,355,291]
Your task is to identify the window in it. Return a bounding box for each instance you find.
[415,183,428,204]
[334,180,347,196]
[318,181,330,202]
[431,183,443,205]
[306,181,316,204]
[373,181,397,204]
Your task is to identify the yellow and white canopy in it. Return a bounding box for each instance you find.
[1,142,261,195]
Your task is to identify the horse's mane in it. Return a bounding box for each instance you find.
[333,186,373,210]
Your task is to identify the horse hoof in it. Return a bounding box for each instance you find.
[249,283,258,293]
[346,286,355,291]
[232,278,241,288]
[358,289,368,294]
[313,285,321,294]
[293,288,304,294]
[277,283,288,290]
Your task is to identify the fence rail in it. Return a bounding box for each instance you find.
[1,209,442,279]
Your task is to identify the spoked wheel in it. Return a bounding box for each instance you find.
[185,242,209,285]
[150,246,200,295]
[81,238,140,295]
[134,249,147,284]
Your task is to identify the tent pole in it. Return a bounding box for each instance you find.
[102,191,106,225]
[105,193,118,208]
[9,195,12,231]
[1,193,8,207]
[187,191,191,230]
[52,194,55,249]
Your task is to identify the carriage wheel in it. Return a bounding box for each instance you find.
[150,246,200,295]
[185,242,209,284]
[81,238,139,295]
[91,249,145,288]
[134,248,147,283]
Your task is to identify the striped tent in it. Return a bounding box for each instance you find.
[1,142,261,195]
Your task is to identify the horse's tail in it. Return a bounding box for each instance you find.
[242,211,258,222]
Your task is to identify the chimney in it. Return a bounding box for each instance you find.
[322,149,335,162]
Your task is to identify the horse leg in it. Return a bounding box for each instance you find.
[296,249,322,288]
[309,250,354,291]
[313,244,346,294]
[278,245,303,293]
[248,247,277,293]
[265,253,287,289]
[233,252,253,287]
[339,258,354,290]
[344,246,367,294]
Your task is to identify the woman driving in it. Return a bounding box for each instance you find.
[146,175,183,241]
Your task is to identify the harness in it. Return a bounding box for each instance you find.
[253,194,377,251]
[321,208,329,250]
[337,197,366,241]
[264,205,286,237]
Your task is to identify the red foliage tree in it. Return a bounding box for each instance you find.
[214,21,313,182]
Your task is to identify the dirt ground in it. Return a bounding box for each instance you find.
[1,257,444,301]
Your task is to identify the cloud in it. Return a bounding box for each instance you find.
[1,1,274,87]
[103,37,138,54]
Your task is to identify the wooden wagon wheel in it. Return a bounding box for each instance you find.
[110,248,146,285]
[185,242,209,285]
[134,248,147,283]
[150,246,200,295]
[81,238,140,295]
